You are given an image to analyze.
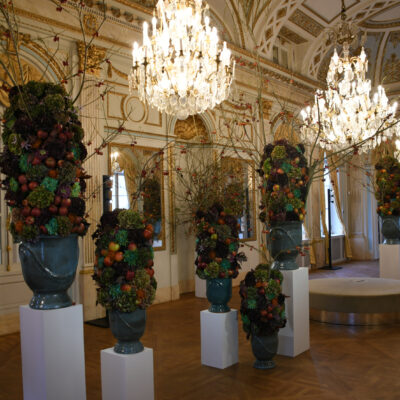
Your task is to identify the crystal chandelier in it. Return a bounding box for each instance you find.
[129,0,235,120]
[300,0,399,153]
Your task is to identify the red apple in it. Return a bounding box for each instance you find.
[50,129,58,138]
[54,195,62,205]
[22,199,29,207]
[58,133,67,142]
[146,268,155,277]
[126,271,135,280]
[7,200,16,206]
[37,130,48,139]
[75,216,83,224]
[31,208,41,217]
[25,216,35,225]
[45,157,56,168]
[28,181,38,191]
[147,259,154,268]
[32,157,41,166]
[18,175,27,184]
[143,229,153,240]
[49,205,58,214]
[145,224,154,233]
[114,252,124,262]
[61,198,71,208]
[21,184,28,192]
[58,206,68,216]
[22,206,31,217]
[108,242,120,252]
[57,160,64,168]
[219,272,226,278]
[260,310,268,317]
[66,152,74,161]
[77,223,85,234]
[128,243,137,251]
[121,284,132,292]
[103,256,113,267]
[40,225,48,234]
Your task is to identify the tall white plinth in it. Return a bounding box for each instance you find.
[195,276,207,298]
[278,268,310,357]
[380,244,400,279]
[101,348,154,400]
[200,309,238,369]
[19,305,86,400]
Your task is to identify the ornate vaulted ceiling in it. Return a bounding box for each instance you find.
[122,0,400,93]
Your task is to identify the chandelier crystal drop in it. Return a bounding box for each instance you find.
[129,0,235,120]
[300,1,399,153]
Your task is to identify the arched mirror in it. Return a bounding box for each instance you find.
[108,143,165,250]
[221,157,256,241]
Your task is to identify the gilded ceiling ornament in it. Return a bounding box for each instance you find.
[174,115,208,141]
[383,53,400,84]
[77,41,107,77]
[389,31,400,49]
[288,9,324,38]
[279,26,307,45]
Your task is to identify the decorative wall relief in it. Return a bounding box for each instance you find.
[174,115,208,141]
[77,41,107,77]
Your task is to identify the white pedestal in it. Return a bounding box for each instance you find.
[278,268,310,357]
[200,309,238,369]
[380,244,400,279]
[101,347,154,400]
[195,276,207,298]
[20,305,86,400]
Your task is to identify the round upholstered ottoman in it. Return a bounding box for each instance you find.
[309,278,400,325]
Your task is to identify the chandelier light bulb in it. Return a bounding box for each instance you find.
[129,0,235,120]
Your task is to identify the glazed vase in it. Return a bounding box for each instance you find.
[206,278,232,313]
[19,235,79,310]
[380,215,400,245]
[109,309,146,354]
[251,332,279,369]
[267,221,302,270]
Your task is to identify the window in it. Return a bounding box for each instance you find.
[111,172,129,210]
[321,170,344,236]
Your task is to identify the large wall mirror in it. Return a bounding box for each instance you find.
[221,157,256,241]
[108,143,165,250]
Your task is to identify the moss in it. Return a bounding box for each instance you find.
[118,210,145,230]
[56,216,73,236]
[21,224,40,241]
[44,94,65,113]
[58,162,76,184]
[26,165,49,182]
[27,187,54,208]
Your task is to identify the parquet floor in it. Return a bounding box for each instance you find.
[1,260,399,400]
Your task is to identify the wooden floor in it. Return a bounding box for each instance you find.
[1,260,399,400]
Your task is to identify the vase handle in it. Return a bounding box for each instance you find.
[19,242,72,280]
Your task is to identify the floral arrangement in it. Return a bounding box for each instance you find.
[258,140,309,224]
[92,209,157,312]
[0,82,89,242]
[239,264,286,337]
[375,156,400,216]
[195,203,246,280]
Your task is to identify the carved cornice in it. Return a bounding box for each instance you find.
[13,4,322,94]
